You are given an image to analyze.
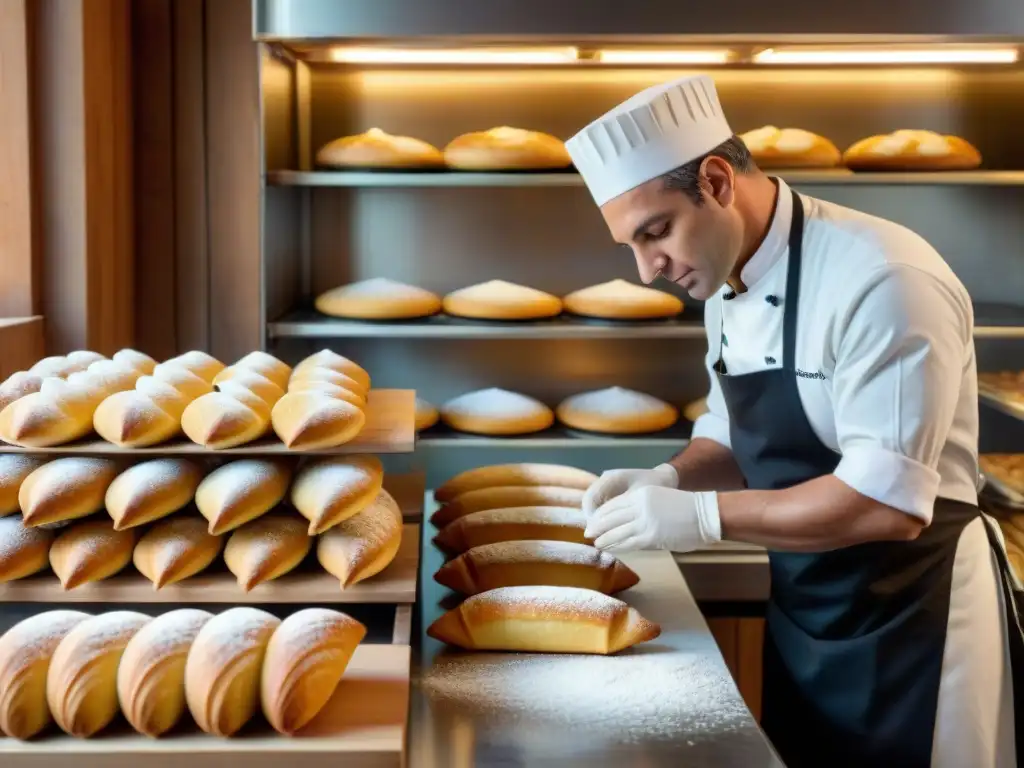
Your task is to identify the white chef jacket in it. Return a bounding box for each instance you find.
[690,179,1016,767]
[691,178,980,523]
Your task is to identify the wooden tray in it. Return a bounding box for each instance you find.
[0,389,415,455]
[0,643,410,768]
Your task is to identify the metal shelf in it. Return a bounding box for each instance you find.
[417,422,692,449]
[267,169,1024,188]
[979,389,1024,422]
[269,304,1024,340]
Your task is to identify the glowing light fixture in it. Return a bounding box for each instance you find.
[595,49,733,65]
[329,46,579,65]
[753,47,1019,65]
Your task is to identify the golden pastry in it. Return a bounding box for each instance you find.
[442,280,562,321]
[434,462,598,503]
[133,516,224,589]
[556,387,678,434]
[739,125,842,168]
[19,457,120,527]
[289,350,371,394]
[316,128,445,169]
[0,455,47,515]
[433,506,590,555]
[843,129,981,171]
[105,458,204,530]
[562,279,683,320]
[314,278,443,320]
[441,387,554,435]
[415,397,439,431]
[224,514,311,591]
[195,458,292,535]
[316,488,403,587]
[444,127,571,170]
[270,391,365,450]
[0,516,54,583]
[431,484,585,528]
[49,519,136,590]
[290,455,384,535]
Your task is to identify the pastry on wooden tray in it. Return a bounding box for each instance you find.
[443,127,571,170]
[224,513,311,591]
[317,487,403,587]
[261,608,367,735]
[105,458,204,530]
[291,454,384,535]
[49,519,136,590]
[0,516,54,583]
[562,279,684,320]
[290,349,371,395]
[556,387,679,434]
[133,516,224,589]
[185,607,281,737]
[0,455,46,515]
[434,462,597,503]
[315,277,443,320]
[181,362,286,449]
[427,585,661,654]
[415,397,439,431]
[431,485,585,528]
[739,125,842,168]
[0,351,104,409]
[195,458,292,535]
[441,387,554,435]
[213,351,292,391]
[47,611,151,737]
[842,129,981,171]
[442,279,563,321]
[316,127,445,169]
[271,390,365,451]
[92,351,224,447]
[0,610,91,739]
[435,540,640,595]
[0,350,156,447]
[433,506,590,555]
[117,608,213,737]
[19,457,120,527]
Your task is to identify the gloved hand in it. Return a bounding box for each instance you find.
[582,463,679,517]
[584,486,722,554]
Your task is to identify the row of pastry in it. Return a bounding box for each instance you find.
[315,277,684,321]
[317,125,982,171]
[417,386,698,436]
[425,463,660,654]
[0,606,369,739]
[0,348,370,450]
[0,454,403,591]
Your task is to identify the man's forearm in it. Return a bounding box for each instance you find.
[667,437,747,492]
[717,474,925,552]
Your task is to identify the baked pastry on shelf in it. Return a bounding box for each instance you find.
[683,396,709,423]
[315,127,445,169]
[443,280,563,321]
[562,279,683,320]
[0,516,54,583]
[133,516,225,588]
[739,125,842,168]
[842,129,982,171]
[431,484,584,528]
[434,462,597,503]
[441,387,554,435]
[224,513,311,592]
[49,519,136,590]
[444,127,571,170]
[556,387,679,434]
[316,488,403,587]
[314,277,442,320]
[415,397,439,431]
[433,506,590,555]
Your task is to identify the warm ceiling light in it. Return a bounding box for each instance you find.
[329,46,579,65]
[753,47,1019,65]
[595,49,733,65]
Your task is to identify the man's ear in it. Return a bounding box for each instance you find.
[698,156,736,208]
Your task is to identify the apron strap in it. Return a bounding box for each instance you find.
[781,188,805,373]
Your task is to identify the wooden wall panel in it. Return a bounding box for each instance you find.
[706,616,765,722]
[0,318,45,378]
[0,1,37,318]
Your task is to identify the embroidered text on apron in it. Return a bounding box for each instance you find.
[714,188,1024,767]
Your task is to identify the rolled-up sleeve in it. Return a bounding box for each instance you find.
[831,264,971,523]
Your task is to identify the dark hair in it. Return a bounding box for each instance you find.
[661,135,755,205]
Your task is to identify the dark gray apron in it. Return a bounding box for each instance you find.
[714,188,1024,767]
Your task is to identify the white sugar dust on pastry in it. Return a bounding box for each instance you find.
[224,514,311,592]
[290,455,384,535]
[133,517,224,589]
[434,540,640,595]
[442,280,563,321]
[842,130,981,171]
[0,455,47,515]
[314,278,442,320]
[0,516,55,583]
[316,488,403,588]
[443,127,571,170]
[556,387,678,434]
[562,279,683,320]
[433,506,590,555]
[315,128,445,169]
[431,484,585,528]
[105,458,204,530]
[426,585,661,654]
[441,388,554,435]
[738,126,842,169]
[434,463,598,503]
[49,519,136,590]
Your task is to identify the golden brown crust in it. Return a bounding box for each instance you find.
[195,458,292,536]
[260,608,367,735]
[0,455,47,515]
[415,398,439,431]
[49,519,136,590]
[316,128,445,169]
[0,517,54,583]
[434,540,640,595]
[426,585,660,654]
[842,130,981,171]
[224,513,311,592]
[433,506,590,555]
[434,463,598,503]
[431,485,584,528]
[19,457,121,527]
[291,455,384,535]
[556,387,678,435]
[270,391,366,451]
[739,126,842,169]
[290,350,371,394]
[180,367,285,449]
[444,127,571,170]
[316,488,403,587]
[562,279,684,320]
[105,458,204,530]
[682,396,709,423]
[133,516,225,588]
[314,278,442,320]
[442,280,563,321]
[441,388,555,436]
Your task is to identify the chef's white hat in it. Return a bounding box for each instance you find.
[566,75,733,206]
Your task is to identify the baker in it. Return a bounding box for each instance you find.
[567,75,1023,767]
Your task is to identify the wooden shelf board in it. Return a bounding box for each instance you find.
[0,644,409,768]
[385,469,425,521]
[0,389,416,456]
[0,523,420,604]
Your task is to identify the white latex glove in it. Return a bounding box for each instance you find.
[582,463,679,517]
[584,486,722,554]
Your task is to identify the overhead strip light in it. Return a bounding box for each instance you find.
[330,46,579,65]
[595,49,733,65]
[754,47,1019,65]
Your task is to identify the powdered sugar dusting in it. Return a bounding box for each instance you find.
[122,608,212,666]
[561,387,672,416]
[462,506,587,527]
[108,459,199,511]
[448,280,557,305]
[0,611,90,670]
[464,540,607,568]
[53,519,133,568]
[189,607,279,669]
[443,388,550,419]
[226,514,309,582]
[293,456,381,507]
[139,517,219,578]
[570,279,669,301]
[21,458,118,517]
[327,278,436,300]
[55,611,151,665]
[318,489,400,567]
[469,585,621,622]
[266,608,363,665]
[0,516,52,562]
[0,454,45,491]
[197,459,287,511]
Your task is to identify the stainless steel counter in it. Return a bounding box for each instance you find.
[408,520,783,767]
